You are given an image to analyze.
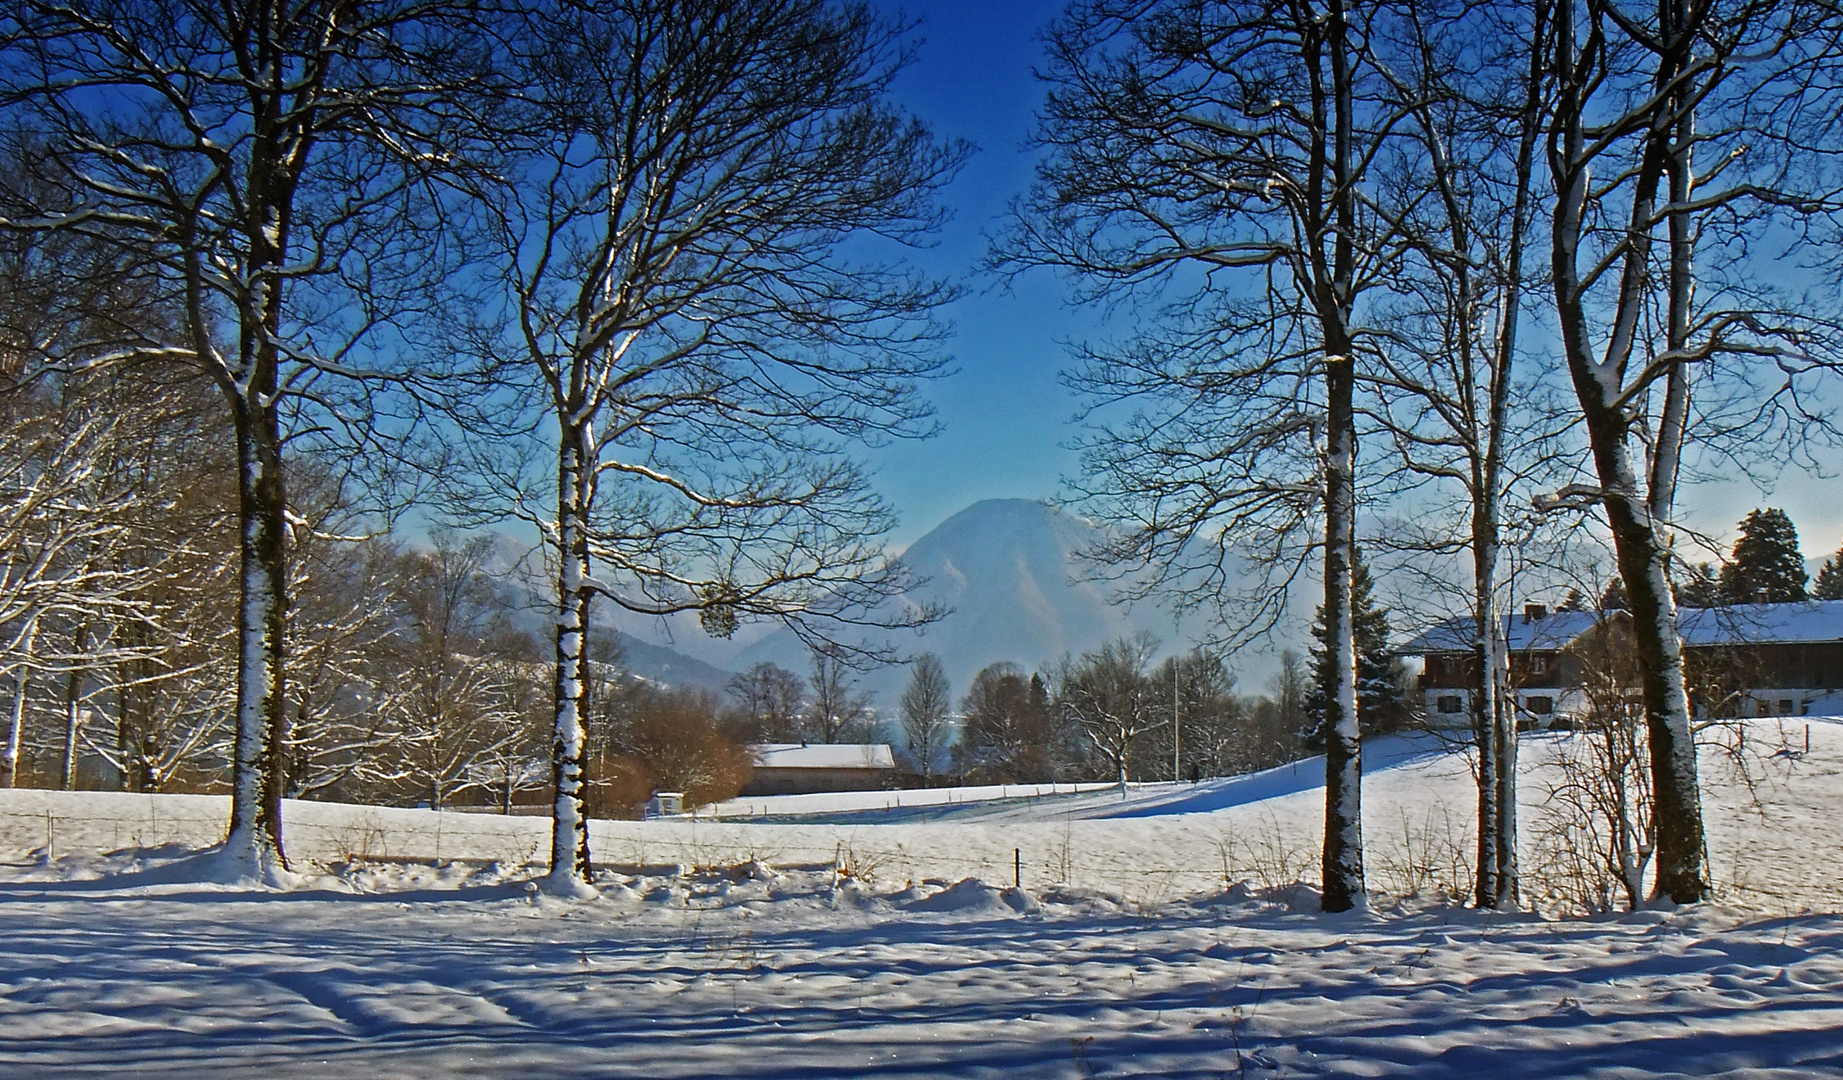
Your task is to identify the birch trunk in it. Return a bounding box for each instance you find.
[60,624,84,791]
[223,402,290,874]
[546,427,595,892]
[1321,348,1364,912]
[4,622,37,788]
[1550,0,1706,905]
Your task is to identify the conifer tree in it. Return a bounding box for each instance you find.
[1814,545,1843,600]
[1305,550,1405,740]
[1719,509,1807,605]
[1675,563,1721,608]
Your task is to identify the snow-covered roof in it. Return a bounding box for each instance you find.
[750,743,896,771]
[1677,600,1843,646]
[1397,610,1612,654]
[1400,599,1843,655]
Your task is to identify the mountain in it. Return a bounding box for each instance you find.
[470,533,740,695]
[607,631,738,695]
[728,499,1176,706]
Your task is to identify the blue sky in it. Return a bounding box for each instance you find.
[868,0,1843,567]
[863,0,1095,547]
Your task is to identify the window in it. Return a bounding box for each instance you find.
[1530,654,1550,675]
[1526,696,1554,715]
[1437,695,1463,715]
[1779,700,1795,716]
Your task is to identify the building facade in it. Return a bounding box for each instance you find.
[1400,599,1843,727]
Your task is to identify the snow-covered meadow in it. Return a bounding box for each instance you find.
[4,720,1843,1077]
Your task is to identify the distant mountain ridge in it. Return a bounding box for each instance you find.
[728,498,1175,705]
[608,631,737,695]
[472,534,742,695]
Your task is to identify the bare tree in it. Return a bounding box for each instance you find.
[1531,614,1655,914]
[603,686,754,811]
[957,663,1059,782]
[282,529,406,800]
[1538,0,1843,903]
[1148,648,1245,780]
[1054,634,1164,787]
[382,532,530,811]
[0,0,484,876]
[0,406,151,785]
[897,653,951,783]
[450,0,963,891]
[1005,0,1423,910]
[807,646,872,744]
[1360,0,1557,908]
[724,662,809,742]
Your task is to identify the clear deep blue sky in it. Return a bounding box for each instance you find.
[866,0,1095,547]
[868,0,1841,561]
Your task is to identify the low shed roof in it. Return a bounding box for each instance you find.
[750,743,896,770]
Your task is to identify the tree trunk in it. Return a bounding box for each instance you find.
[1315,0,1364,915]
[1491,606,1517,908]
[117,676,136,793]
[1644,0,1704,907]
[224,407,290,874]
[1321,346,1364,913]
[1473,498,1517,909]
[1471,595,1498,908]
[4,623,36,788]
[61,624,85,791]
[546,429,595,891]
[1549,0,1706,905]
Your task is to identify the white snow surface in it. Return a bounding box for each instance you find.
[4,721,1843,1076]
[749,741,897,770]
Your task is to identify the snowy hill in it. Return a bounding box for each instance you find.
[5,720,1843,1077]
[727,498,1177,703]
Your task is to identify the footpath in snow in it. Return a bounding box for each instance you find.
[2,720,1842,1077]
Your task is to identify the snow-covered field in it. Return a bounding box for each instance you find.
[4,720,1843,1077]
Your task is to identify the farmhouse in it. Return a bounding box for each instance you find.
[739,742,897,796]
[1402,605,1607,726]
[1401,599,1843,726]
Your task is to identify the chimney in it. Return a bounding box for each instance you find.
[1523,603,1547,624]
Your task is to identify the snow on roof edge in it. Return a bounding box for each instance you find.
[749,743,896,770]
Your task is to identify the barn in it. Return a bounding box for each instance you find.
[1401,599,1843,726]
[740,743,897,796]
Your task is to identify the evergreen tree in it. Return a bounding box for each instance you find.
[1674,563,1721,608]
[1719,508,1807,605]
[1304,549,1406,741]
[1599,577,1629,611]
[1815,545,1843,600]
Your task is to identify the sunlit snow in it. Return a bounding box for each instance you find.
[2,721,1841,1077]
